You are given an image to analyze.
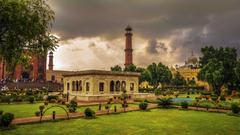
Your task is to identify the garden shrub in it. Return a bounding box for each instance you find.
[84,108,95,118]
[187,92,190,95]
[67,100,77,113]
[35,111,41,116]
[181,101,188,109]
[157,98,172,108]
[231,103,240,114]
[186,96,190,98]
[28,95,35,104]
[154,89,161,96]
[220,96,226,101]
[47,95,58,101]
[44,101,49,106]
[0,110,3,115]
[139,101,148,110]
[1,113,14,127]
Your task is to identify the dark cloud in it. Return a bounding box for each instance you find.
[49,0,240,67]
[146,39,168,54]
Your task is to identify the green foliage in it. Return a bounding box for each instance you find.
[172,72,187,86]
[124,64,137,72]
[199,46,238,94]
[28,95,35,104]
[47,95,58,101]
[198,59,225,95]
[0,0,58,69]
[1,113,14,127]
[146,62,172,89]
[67,100,78,113]
[181,101,188,109]
[154,89,161,96]
[110,65,122,72]
[84,108,95,118]
[157,98,172,108]
[35,111,41,116]
[231,103,240,114]
[0,110,3,115]
[139,102,148,110]
[220,96,226,101]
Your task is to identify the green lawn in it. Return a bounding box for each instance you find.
[0,103,138,118]
[1,109,240,135]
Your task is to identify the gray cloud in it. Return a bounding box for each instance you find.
[49,0,240,68]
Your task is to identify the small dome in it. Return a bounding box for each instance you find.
[125,25,132,31]
[185,51,198,66]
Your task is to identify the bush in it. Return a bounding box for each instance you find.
[44,101,49,106]
[139,102,148,110]
[220,96,226,101]
[231,103,240,114]
[35,111,41,116]
[1,113,14,127]
[181,101,188,109]
[84,108,95,118]
[0,110,3,115]
[186,96,190,98]
[28,95,35,104]
[154,89,161,96]
[47,95,58,101]
[187,92,190,95]
[157,98,172,108]
[1,96,11,104]
[67,100,77,113]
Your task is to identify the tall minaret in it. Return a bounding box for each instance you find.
[124,25,133,67]
[48,51,54,70]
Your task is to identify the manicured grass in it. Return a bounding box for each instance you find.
[1,109,240,135]
[0,103,138,118]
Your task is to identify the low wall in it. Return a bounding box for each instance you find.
[69,93,155,102]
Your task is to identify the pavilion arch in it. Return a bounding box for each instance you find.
[72,81,75,91]
[121,81,126,91]
[110,81,115,92]
[116,81,121,92]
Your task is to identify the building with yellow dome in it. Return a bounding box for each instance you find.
[171,51,208,87]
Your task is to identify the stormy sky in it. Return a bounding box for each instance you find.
[48,0,240,70]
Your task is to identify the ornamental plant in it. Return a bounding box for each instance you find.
[84,108,95,118]
[231,102,240,114]
[1,113,14,127]
[139,101,148,110]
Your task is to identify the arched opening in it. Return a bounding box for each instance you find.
[76,81,79,91]
[116,81,120,92]
[121,81,126,92]
[51,75,55,81]
[72,81,75,91]
[79,80,82,91]
[22,72,30,80]
[110,81,114,92]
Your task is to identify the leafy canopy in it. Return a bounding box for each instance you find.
[0,0,58,69]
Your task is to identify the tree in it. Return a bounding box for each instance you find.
[234,60,240,90]
[124,64,137,72]
[145,62,172,89]
[198,59,225,95]
[110,65,122,72]
[0,0,57,74]
[136,67,148,84]
[171,72,186,86]
[199,46,237,91]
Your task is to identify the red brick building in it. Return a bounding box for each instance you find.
[0,54,47,81]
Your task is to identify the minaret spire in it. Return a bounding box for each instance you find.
[124,25,133,67]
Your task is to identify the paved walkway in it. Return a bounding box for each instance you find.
[12,103,231,125]
[12,103,158,125]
